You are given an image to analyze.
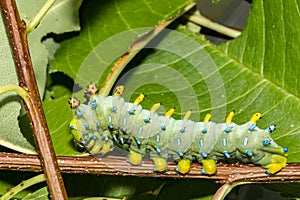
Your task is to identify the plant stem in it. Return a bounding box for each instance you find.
[100,2,197,95]
[0,174,46,200]
[1,152,300,184]
[184,11,241,38]
[26,0,56,33]
[0,0,67,199]
[212,181,251,200]
[0,84,29,102]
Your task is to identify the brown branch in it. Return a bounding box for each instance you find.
[1,153,300,184]
[0,1,67,199]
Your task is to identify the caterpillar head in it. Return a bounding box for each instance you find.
[249,126,288,174]
[258,139,288,174]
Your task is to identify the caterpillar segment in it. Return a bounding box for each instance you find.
[69,84,288,175]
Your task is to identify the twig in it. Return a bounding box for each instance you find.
[0,0,67,199]
[212,181,251,200]
[100,1,197,95]
[0,174,46,200]
[26,0,56,33]
[0,153,300,184]
[183,11,241,38]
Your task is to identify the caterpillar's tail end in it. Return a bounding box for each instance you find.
[152,157,168,172]
[263,154,287,174]
[201,159,217,175]
[175,159,191,174]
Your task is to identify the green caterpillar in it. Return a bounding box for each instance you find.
[69,83,288,175]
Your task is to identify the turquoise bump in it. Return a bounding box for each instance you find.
[90,100,97,109]
[144,118,150,123]
[223,151,230,158]
[246,150,253,157]
[224,126,233,133]
[266,125,276,133]
[177,150,183,157]
[135,137,141,145]
[262,140,270,146]
[128,109,135,115]
[248,124,256,132]
[155,146,161,153]
[110,106,117,112]
[200,151,207,158]
[180,127,185,133]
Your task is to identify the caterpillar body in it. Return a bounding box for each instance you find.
[69,84,288,175]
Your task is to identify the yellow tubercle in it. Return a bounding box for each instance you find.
[225,111,235,123]
[129,150,143,165]
[201,159,217,175]
[113,85,124,97]
[177,159,191,174]
[150,103,161,112]
[152,157,168,172]
[183,110,192,120]
[134,93,145,105]
[165,108,175,117]
[204,114,212,122]
[250,113,262,123]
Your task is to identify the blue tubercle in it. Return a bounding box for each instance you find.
[266,125,276,133]
[144,118,150,123]
[135,137,141,145]
[177,150,183,157]
[180,127,185,133]
[103,135,108,141]
[246,150,253,157]
[223,151,230,158]
[202,128,207,134]
[108,124,114,129]
[154,146,161,153]
[75,110,83,117]
[90,100,97,109]
[110,106,117,112]
[128,109,135,115]
[161,125,166,131]
[262,140,271,146]
[200,151,207,158]
[248,124,256,132]
[224,126,233,133]
[96,122,100,127]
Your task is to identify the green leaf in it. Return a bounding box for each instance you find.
[43,96,79,155]
[0,0,83,153]
[50,0,194,88]
[0,16,35,154]
[22,187,49,200]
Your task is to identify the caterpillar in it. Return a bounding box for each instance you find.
[69,83,288,175]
